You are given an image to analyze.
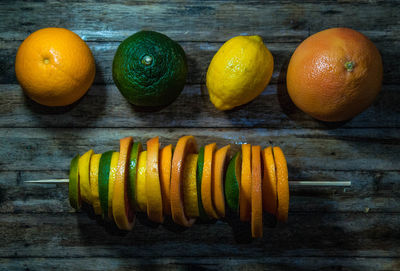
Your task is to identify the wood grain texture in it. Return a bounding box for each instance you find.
[1,257,399,271]
[0,1,398,43]
[1,0,399,270]
[1,213,399,257]
[0,84,399,128]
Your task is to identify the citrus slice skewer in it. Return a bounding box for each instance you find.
[240,144,252,221]
[273,147,289,222]
[212,145,230,218]
[146,137,164,223]
[78,149,94,204]
[183,154,199,218]
[113,137,135,230]
[261,147,277,216]
[170,135,197,227]
[251,145,263,238]
[90,153,102,215]
[201,143,219,219]
[159,144,173,216]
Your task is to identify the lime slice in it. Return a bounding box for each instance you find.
[128,142,142,211]
[98,151,114,219]
[69,154,81,210]
[225,151,241,213]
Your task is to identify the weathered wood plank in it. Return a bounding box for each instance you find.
[0,84,399,128]
[1,257,399,271]
[1,39,399,85]
[0,128,398,172]
[1,1,398,42]
[1,170,399,214]
[0,213,399,258]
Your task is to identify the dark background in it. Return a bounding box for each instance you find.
[0,1,399,270]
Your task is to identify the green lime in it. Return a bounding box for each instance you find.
[128,142,142,211]
[112,30,188,107]
[69,154,81,210]
[225,151,241,213]
[196,146,209,221]
[98,150,114,218]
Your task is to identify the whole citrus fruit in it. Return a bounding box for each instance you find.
[206,35,274,111]
[286,28,383,122]
[15,28,96,106]
[112,31,188,107]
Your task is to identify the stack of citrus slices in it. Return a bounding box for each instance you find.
[69,135,289,238]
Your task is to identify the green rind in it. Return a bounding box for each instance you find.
[225,152,241,213]
[196,146,209,221]
[98,150,114,218]
[112,30,188,107]
[69,154,81,210]
[128,142,142,211]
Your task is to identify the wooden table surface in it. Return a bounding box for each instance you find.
[1,1,399,270]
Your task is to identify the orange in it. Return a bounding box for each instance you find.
[146,137,164,223]
[170,135,197,227]
[159,144,173,215]
[273,147,289,222]
[286,27,383,122]
[240,144,251,221]
[261,147,277,216]
[251,145,262,238]
[113,137,135,230]
[15,28,95,106]
[212,145,230,218]
[201,143,219,219]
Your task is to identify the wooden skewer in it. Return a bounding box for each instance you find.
[25,179,352,187]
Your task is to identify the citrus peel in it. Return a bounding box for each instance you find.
[113,137,135,230]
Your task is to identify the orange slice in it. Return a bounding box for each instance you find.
[135,151,147,212]
[78,149,94,204]
[273,147,289,222]
[201,143,219,219]
[89,153,102,215]
[183,154,199,218]
[146,137,164,223]
[251,145,263,238]
[212,145,230,218]
[261,147,277,216]
[108,151,120,219]
[240,144,252,221]
[159,144,173,215]
[170,135,197,227]
[113,137,135,230]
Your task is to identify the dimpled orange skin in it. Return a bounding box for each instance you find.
[15,28,95,106]
[286,28,383,122]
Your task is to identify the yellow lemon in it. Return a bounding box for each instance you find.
[206,35,274,110]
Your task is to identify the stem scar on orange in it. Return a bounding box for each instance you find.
[287,27,383,122]
[15,27,95,107]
